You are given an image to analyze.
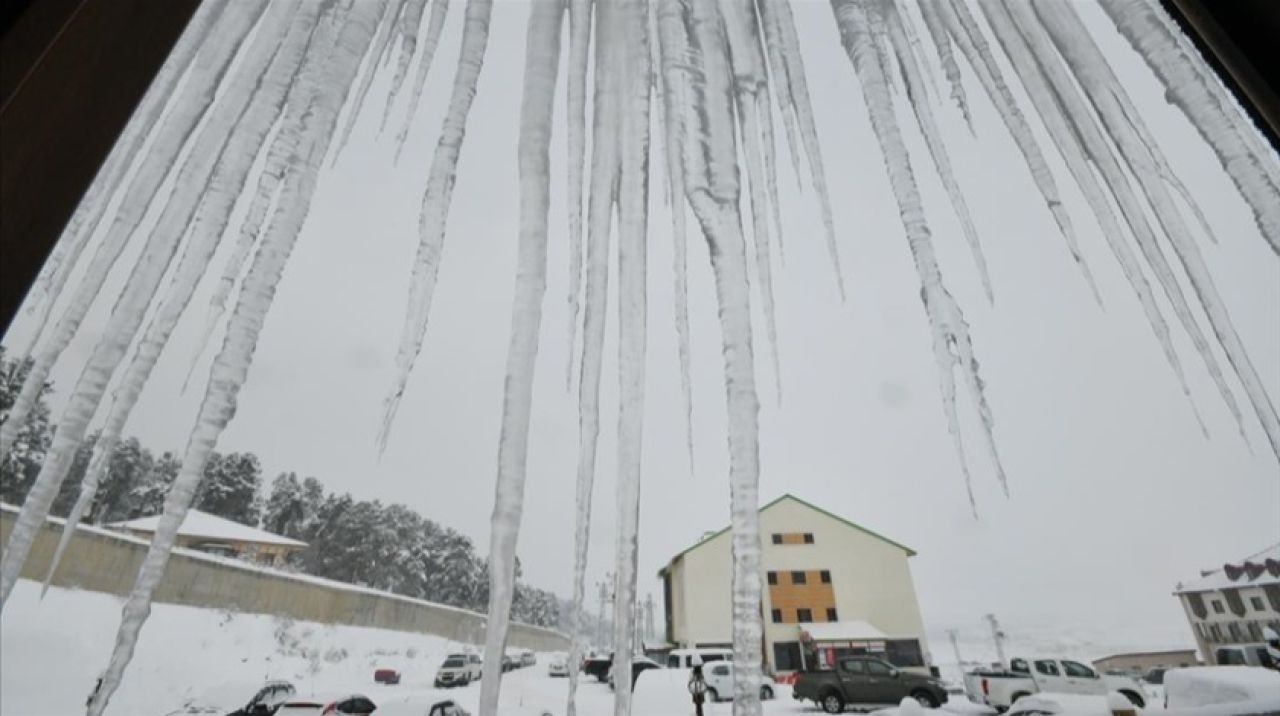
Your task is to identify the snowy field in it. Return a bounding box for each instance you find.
[1,580,991,716]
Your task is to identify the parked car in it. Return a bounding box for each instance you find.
[665,647,733,669]
[702,662,775,702]
[435,654,477,687]
[501,654,516,672]
[165,680,296,716]
[372,669,400,685]
[609,656,662,691]
[277,694,376,715]
[518,649,537,667]
[1164,666,1280,708]
[962,657,1145,710]
[547,653,569,677]
[793,656,949,712]
[583,654,613,682]
[427,700,470,716]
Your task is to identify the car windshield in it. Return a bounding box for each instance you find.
[443,658,465,668]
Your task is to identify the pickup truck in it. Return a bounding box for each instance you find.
[963,657,1146,710]
[793,656,949,712]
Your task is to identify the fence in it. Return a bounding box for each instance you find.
[0,505,569,652]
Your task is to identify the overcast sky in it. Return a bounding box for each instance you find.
[6,0,1278,660]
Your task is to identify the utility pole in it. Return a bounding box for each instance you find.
[947,629,964,670]
[984,614,1007,668]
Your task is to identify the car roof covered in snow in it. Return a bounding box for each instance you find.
[109,509,308,547]
[1165,666,1280,707]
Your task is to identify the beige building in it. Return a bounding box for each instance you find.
[1092,649,1198,675]
[110,509,307,567]
[659,494,930,674]
[1174,543,1280,666]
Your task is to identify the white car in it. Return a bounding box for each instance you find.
[963,657,1145,710]
[547,653,569,677]
[164,680,296,715]
[1164,666,1280,708]
[665,647,733,669]
[435,653,482,687]
[702,662,775,703]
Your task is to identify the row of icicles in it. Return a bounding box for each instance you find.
[0,0,1276,714]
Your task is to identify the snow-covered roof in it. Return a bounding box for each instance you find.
[1175,543,1280,594]
[800,620,889,642]
[109,509,307,548]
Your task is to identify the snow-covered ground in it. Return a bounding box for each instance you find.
[2,580,990,716]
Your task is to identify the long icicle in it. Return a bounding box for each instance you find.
[722,0,784,405]
[1033,1,1279,459]
[333,0,407,159]
[833,0,1008,510]
[1099,0,1279,253]
[567,0,621,711]
[608,0,649,712]
[477,2,564,715]
[882,2,995,304]
[379,0,433,131]
[756,0,845,299]
[0,1,268,460]
[976,0,1206,432]
[85,4,384,714]
[1000,0,1246,444]
[941,0,1101,303]
[917,1,973,131]
[394,0,451,159]
[38,4,322,598]
[680,2,764,712]
[563,0,593,390]
[754,0,802,184]
[378,0,495,453]
[13,0,232,360]
[656,0,695,474]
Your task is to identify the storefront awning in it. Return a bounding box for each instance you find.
[800,620,888,642]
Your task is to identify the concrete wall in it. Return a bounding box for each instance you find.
[0,508,569,652]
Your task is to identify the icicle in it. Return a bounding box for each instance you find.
[379,0,432,131]
[1033,1,1279,459]
[38,5,321,598]
[1099,0,1279,253]
[940,0,1100,304]
[976,0,1204,428]
[607,0,649,709]
[655,0,695,474]
[566,0,621,711]
[722,0,784,405]
[833,0,1008,509]
[882,3,994,304]
[0,0,300,611]
[754,0,845,300]
[918,1,973,130]
[378,0,495,452]
[334,0,406,160]
[477,2,564,715]
[754,0,802,185]
[564,0,592,390]
[394,0,451,159]
[0,0,268,490]
[85,5,383,715]
[675,2,766,712]
[14,0,233,361]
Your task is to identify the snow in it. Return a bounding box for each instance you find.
[109,509,308,548]
[801,620,890,641]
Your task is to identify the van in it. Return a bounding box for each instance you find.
[665,648,733,669]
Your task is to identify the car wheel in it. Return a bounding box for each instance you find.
[760,685,774,700]
[1119,690,1145,708]
[706,687,719,703]
[911,690,938,708]
[1011,692,1031,704]
[821,691,844,714]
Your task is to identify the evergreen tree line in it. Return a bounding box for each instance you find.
[0,349,563,629]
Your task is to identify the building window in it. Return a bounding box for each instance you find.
[1212,600,1225,614]
[771,533,783,545]
[803,533,814,544]
[791,571,807,585]
[771,609,782,623]
[1251,596,1265,611]
[885,640,924,668]
[1210,624,1223,641]
[797,608,813,623]
[1228,622,1244,642]
[820,570,831,584]
[767,571,778,585]
[826,608,838,621]
[773,642,801,671]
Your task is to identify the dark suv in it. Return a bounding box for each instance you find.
[792,656,948,712]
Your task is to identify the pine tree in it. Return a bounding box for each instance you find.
[194,451,262,525]
[0,348,53,506]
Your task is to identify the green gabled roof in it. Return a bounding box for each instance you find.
[659,494,916,576]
